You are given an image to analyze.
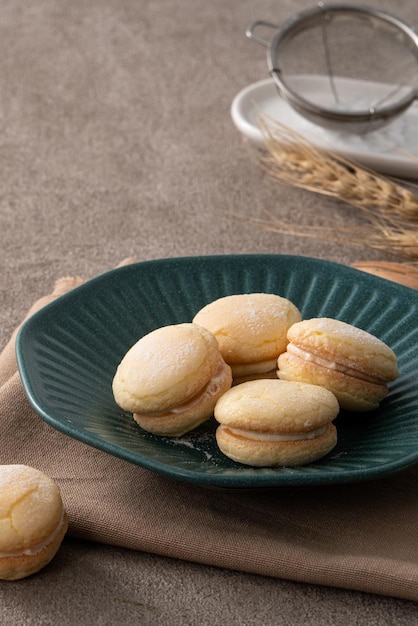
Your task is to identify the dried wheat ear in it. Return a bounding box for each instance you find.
[255,116,418,260]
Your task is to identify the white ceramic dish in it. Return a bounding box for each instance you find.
[231,78,418,179]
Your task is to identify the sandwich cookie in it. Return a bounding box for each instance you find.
[193,293,301,383]
[278,318,398,412]
[113,323,232,436]
[0,465,68,580]
[214,379,339,467]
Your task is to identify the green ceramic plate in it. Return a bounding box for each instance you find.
[16,255,418,487]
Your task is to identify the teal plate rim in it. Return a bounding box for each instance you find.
[16,254,418,488]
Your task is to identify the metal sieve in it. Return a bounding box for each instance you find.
[246,3,418,133]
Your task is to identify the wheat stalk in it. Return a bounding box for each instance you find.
[253,116,418,260]
[259,116,418,220]
[234,208,418,259]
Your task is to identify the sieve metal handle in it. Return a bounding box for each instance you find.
[245,20,279,47]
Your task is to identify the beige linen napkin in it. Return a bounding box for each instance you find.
[1,263,418,601]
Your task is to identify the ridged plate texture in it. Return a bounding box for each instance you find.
[16,255,418,487]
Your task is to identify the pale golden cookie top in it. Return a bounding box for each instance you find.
[112,323,224,413]
[214,379,339,433]
[0,465,63,554]
[287,318,398,381]
[193,293,301,364]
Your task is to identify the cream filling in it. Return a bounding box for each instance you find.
[137,360,228,419]
[286,344,384,385]
[231,359,277,377]
[227,425,328,442]
[0,509,66,558]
